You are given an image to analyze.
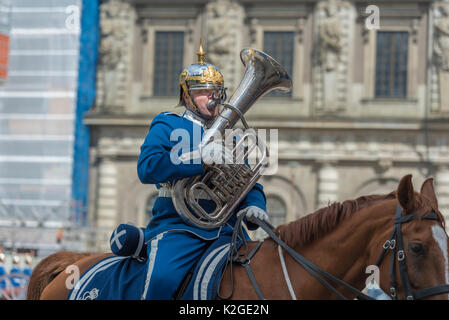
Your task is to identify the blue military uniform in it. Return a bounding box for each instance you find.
[138,110,266,299]
[0,264,6,290]
[9,265,22,288]
[23,266,32,277]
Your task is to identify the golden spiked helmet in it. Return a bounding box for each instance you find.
[178,40,225,111]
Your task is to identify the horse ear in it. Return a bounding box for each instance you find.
[397,174,415,214]
[420,177,438,209]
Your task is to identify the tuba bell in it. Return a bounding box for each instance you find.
[171,48,292,229]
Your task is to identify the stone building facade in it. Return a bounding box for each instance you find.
[85,0,449,242]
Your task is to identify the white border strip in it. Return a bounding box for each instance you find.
[141,233,165,300]
[193,244,229,300]
[200,245,230,300]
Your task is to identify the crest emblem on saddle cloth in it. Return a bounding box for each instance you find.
[81,288,99,300]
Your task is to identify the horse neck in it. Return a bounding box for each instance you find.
[288,199,397,299]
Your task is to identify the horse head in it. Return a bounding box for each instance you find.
[373,174,449,300]
[270,174,449,300]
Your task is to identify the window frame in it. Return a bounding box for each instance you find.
[152,31,186,97]
[251,23,303,101]
[363,26,418,102]
[141,26,191,98]
[374,31,409,99]
[262,30,295,98]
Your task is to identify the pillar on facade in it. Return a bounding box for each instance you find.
[96,158,118,229]
[435,166,449,224]
[316,162,339,209]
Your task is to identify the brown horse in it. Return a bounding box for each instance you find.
[28,174,449,300]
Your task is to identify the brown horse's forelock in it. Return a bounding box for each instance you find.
[274,192,397,248]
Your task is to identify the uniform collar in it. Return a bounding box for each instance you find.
[183,109,212,128]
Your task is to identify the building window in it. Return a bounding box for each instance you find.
[375,31,408,99]
[145,193,158,222]
[263,31,294,97]
[266,195,287,227]
[153,31,184,96]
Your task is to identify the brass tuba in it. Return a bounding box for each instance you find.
[171,48,292,229]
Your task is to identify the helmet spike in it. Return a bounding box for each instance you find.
[197,39,206,65]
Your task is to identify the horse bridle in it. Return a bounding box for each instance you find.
[373,204,449,300]
[225,203,449,300]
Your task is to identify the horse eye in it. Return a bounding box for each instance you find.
[409,243,424,256]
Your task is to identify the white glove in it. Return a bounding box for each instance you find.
[200,140,234,165]
[242,206,270,224]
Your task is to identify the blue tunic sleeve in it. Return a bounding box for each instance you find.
[137,114,204,185]
[235,182,267,230]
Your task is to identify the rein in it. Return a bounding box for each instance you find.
[220,213,374,300]
[223,204,449,300]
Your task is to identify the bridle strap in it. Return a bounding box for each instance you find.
[414,285,449,300]
[395,207,414,300]
[376,204,449,300]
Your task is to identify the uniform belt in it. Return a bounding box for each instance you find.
[158,187,212,200]
[158,187,172,198]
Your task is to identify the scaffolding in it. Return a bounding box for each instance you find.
[0,0,90,257]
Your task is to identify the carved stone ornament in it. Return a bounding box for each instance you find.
[434,2,449,71]
[431,1,449,111]
[318,0,343,72]
[204,0,245,94]
[313,0,353,114]
[96,0,134,113]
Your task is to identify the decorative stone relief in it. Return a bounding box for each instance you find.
[249,18,260,47]
[313,0,354,113]
[431,1,449,112]
[204,0,245,95]
[96,0,135,113]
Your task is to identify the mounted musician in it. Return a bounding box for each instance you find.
[108,43,292,299]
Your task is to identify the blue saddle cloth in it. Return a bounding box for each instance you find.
[182,234,241,300]
[68,235,241,300]
[68,256,147,300]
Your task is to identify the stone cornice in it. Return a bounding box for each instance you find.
[84,113,449,131]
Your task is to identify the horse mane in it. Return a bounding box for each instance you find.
[274,191,397,248]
